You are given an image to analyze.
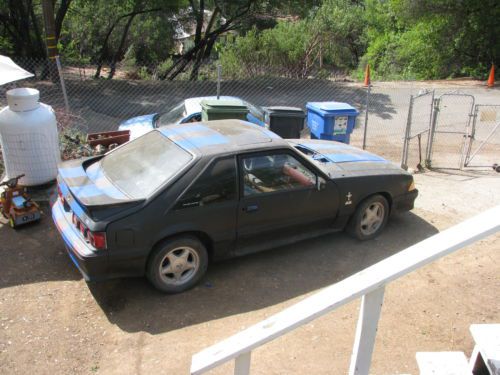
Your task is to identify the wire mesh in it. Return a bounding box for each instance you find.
[1,58,500,178]
[428,93,475,169]
[401,91,434,170]
[465,105,500,168]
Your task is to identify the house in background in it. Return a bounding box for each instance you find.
[171,8,234,56]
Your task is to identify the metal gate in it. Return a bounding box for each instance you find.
[400,90,434,170]
[425,93,475,169]
[464,105,500,170]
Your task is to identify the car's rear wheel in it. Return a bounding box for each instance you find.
[147,236,208,293]
[347,194,389,240]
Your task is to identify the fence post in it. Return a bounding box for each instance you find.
[400,95,414,169]
[348,286,385,375]
[362,85,371,150]
[217,64,222,99]
[425,97,440,168]
[459,97,477,169]
[234,352,251,375]
[55,56,70,112]
[464,105,480,167]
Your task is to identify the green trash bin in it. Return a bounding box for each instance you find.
[201,99,249,121]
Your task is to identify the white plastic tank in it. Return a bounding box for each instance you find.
[0,88,60,186]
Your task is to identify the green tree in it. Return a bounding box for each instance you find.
[0,0,72,59]
[361,0,500,79]
[218,0,366,78]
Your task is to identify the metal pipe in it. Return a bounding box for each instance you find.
[466,121,500,165]
[217,64,221,99]
[400,94,414,169]
[459,96,476,169]
[362,85,370,150]
[425,97,440,168]
[55,55,70,112]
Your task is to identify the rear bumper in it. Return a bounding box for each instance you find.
[393,189,418,212]
[51,199,108,281]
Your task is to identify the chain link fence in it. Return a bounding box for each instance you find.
[464,105,500,169]
[1,57,499,176]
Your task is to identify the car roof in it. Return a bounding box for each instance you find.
[184,96,241,115]
[158,119,288,155]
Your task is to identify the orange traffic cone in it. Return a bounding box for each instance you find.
[487,64,495,87]
[364,64,371,87]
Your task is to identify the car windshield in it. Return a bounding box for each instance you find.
[157,101,186,127]
[245,101,263,118]
[100,131,193,199]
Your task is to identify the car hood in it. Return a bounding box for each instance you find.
[118,114,157,139]
[288,139,406,177]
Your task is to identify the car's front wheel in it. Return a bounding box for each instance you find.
[147,235,208,293]
[347,194,389,240]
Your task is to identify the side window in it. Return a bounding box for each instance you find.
[241,153,316,196]
[175,157,237,209]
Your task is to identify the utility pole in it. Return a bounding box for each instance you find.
[41,0,58,81]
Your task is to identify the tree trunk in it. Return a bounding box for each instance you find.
[94,24,117,78]
[165,1,253,81]
[190,0,204,47]
[93,8,161,79]
[189,6,219,81]
[108,13,137,79]
[55,0,72,41]
[41,0,59,81]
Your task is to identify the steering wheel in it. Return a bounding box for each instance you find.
[243,158,253,172]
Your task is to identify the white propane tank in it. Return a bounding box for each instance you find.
[0,88,60,186]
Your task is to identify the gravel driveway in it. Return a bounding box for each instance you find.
[1,171,499,374]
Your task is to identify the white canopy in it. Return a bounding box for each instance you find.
[0,55,34,85]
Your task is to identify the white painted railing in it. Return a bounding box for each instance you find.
[191,205,500,375]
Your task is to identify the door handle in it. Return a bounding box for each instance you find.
[244,204,259,213]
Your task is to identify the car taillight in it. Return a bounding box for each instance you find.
[89,232,107,250]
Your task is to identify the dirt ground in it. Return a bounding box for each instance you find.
[0,170,499,375]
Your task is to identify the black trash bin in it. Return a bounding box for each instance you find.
[263,106,305,139]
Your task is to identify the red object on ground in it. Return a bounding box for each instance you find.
[487,64,495,87]
[86,130,130,147]
[364,64,371,87]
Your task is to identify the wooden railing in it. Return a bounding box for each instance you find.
[191,205,500,375]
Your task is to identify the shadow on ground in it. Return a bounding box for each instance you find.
[86,211,437,335]
[0,198,437,337]
[29,77,396,133]
[0,202,81,288]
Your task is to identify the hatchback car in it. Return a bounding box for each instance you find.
[118,96,265,139]
[52,120,418,293]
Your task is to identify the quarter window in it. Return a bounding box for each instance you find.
[175,157,237,209]
[241,153,316,196]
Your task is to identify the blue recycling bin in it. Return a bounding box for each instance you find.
[306,101,359,143]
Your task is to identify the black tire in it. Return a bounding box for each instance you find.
[146,235,208,293]
[346,194,389,240]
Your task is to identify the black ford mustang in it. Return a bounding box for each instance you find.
[52,120,418,293]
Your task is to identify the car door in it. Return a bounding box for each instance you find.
[236,149,340,255]
[170,156,239,258]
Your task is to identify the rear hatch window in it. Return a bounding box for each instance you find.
[101,130,193,198]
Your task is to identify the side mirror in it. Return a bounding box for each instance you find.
[316,176,326,191]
